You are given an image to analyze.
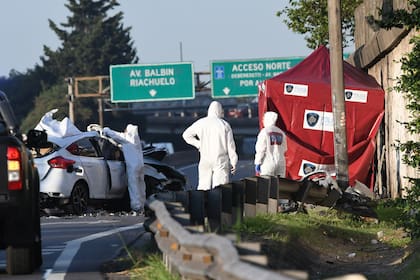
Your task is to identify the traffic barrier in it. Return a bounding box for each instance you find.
[144,174,343,279]
[145,196,300,280]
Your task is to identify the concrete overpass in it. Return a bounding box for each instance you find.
[145,116,259,136]
[143,116,260,155]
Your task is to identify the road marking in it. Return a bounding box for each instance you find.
[43,223,144,280]
[43,245,66,255]
[179,163,197,172]
[41,219,119,226]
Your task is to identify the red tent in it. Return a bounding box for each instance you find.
[258,46,384,188]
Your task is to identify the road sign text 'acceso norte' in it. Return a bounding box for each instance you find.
[110,62,194,102]
[211,57,304,98]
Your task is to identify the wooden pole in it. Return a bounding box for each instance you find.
[328,0,349,190]
[98,98,103,127]
[66,78,75,123]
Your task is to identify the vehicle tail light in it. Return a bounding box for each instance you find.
[7,146,22,190]
[48,156,76,169]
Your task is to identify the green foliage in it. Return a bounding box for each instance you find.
[369,0,420,31]
[17,0,140,130]
[403,180,420,238]
[375,198,406,224]
[396,35,420,170]
[2,0,140,132]
[20,84,69,132]
[130,253,180,280]
[0,70,44,124]
[20,83,96,133]
[277,0,362,49]
[41,0,138,84]
[376,196,420,239]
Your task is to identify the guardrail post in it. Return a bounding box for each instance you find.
[221,183,233,228]
[175,190,189,210]
[188,190,206,226]
[244,177,257,217]
[268,176,279,213]
[232,180,244,225]
[256,176,270,214]
[207,187,222,232]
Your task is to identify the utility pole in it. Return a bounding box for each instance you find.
[98,98,104,127]
[179,41,183,62]
[328,0,349,190]
[66,77,75,123]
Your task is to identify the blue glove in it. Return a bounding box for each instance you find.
[255,164,261,176]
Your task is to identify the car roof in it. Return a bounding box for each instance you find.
[47,131,99,147]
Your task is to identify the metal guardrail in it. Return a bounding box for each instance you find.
[145,197,299,280]
[144,174,371,280]
[143,175,333,280]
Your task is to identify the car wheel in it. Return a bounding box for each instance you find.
[70,182,89,215]
[6,246,34,275]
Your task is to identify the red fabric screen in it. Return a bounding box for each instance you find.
[258,46,385,187]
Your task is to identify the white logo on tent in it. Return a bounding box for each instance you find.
[303,110,334,132]
[283,83,308,97]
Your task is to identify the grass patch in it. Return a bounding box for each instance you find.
[235,207,411,248]
[112,203,417,279]
[232,205,415,278]
[102,232,180,280]
[129,253,180,280]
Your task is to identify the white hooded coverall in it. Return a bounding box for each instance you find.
[182,101,238,190]
[103,124,146,212]
[255,111,288,177]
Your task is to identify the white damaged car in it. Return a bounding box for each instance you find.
[32,130,129,214]
[29,110,186,215]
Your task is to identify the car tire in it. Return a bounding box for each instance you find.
[6,246,35,275]
[70,182,89,215]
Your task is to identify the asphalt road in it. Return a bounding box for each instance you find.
[0,214,146,280]
[179,159,255,190]
[0,151,254,279]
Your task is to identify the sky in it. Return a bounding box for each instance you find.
[0,0,318,77]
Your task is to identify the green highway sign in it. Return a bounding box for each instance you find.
[211,57,304,98]
[110,62,194,102]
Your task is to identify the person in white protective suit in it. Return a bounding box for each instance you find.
[182,101,238,191]
[103,124,146,214]
[254,111,288,177]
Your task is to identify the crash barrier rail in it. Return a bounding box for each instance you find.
[164,174,341,233]
[144,173,344,280]
[145,197,302,280]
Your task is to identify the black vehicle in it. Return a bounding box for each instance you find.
[0,91,43,274]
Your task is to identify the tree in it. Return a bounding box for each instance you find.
[21,84,72,131]
[0,70,43,123]
[42,0,138,84]
[21,0,139,131]
[277,0,363,49]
